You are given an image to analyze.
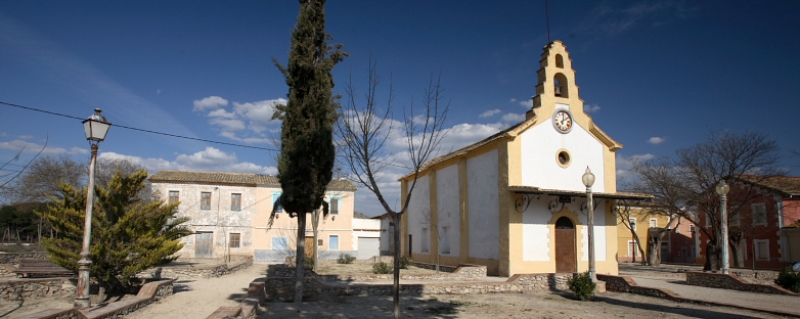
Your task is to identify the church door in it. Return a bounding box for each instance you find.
[555,217,577,273]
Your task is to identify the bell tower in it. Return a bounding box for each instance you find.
[526,41,583,121]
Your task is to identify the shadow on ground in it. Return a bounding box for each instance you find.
[591,294,766,319]
[260,295,465,319]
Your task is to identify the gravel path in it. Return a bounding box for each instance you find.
[125,264,267,319]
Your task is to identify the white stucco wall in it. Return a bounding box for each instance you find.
[436,164,460,257]
[406,175,430,254]
[578,199,607,261]
[522,198,552,261]
[520,104,605,192]
[467,150,499,260]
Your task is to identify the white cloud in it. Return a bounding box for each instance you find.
[193,96,229,111]
[647,136,666,145]
[194,97,286,142]
[479,109,502,118]
[156,89,161,94]
[18,135,33,140]
[0,139,88,155]
[98,147,277,175]
[518,99,533,108]
[616,153,655,184]
[509,98,517,103]
[584,104,601,113]
[500,113,525,123]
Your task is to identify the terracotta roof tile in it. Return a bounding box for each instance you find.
[149,170,357,191]
[737,175,800,196]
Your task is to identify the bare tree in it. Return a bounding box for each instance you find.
[336,59,449,319]
[631,131,782,270]
[2,155,86,203]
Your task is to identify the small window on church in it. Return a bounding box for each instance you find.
[555,54,564,68]
[556,149,571,168]
[554,73,569,98]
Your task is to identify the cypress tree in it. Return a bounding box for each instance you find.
[272,0,346,303]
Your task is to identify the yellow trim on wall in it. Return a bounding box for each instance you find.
[458,159,470,263]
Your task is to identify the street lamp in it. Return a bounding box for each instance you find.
[716,179,730,275]
[582,166,596,282]
[75,108,111,309]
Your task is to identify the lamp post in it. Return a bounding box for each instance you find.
[582,166,596,282]
[75,109,111,309]
[716,180,730,275]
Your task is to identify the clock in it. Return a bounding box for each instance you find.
[552,110,573,133]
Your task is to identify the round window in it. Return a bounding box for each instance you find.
[556,149,571,168]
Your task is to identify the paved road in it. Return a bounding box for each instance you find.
[126,264,267,319]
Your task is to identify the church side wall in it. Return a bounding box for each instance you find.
[406,175,430,261]
[467,150,500,261]
[436,165,461,258]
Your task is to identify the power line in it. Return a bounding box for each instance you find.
[0,101,279,152]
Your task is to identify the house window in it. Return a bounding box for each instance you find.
[272,237,287,250]
[329,195,340,215]
[201,192,211,210]
[649,218,657,229]
[628,217,637,231]
[421,228,430,253]
[755,240,769,261]
[168,191,179,204]
[231,193,241,211]
[329,235,339,250]
[729,211,740,227]
[752,203,767,226]
[439,226,450,255]
[272,192,282,213]
[229,233,240,248]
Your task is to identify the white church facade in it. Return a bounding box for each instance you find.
[400,41,650,277]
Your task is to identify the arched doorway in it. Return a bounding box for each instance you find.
[555,217,577,273]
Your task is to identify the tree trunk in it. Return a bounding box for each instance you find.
[294,213,306,303]
[392,213,402,319]
[704,242,720,271]
[730,237,744,268]
[312,209,320,273]
[647,232,662,266]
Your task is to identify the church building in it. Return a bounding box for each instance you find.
[400,41,650,277]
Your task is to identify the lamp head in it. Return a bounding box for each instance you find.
[582,166,595,188]
[716,180,730,195]
[82,108,111,143]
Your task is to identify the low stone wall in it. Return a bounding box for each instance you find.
[206,279,266,319]
[271,264,487,283]
[0,252,48,264]
[0,277,76,302]
[266,272,572,301]
[411,262,458,273]
[598,274,678,299]
[139,257,252,279]
[685,271,797,296]
[1,264,15,278]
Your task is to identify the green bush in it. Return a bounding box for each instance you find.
[337,253,356,264]
[776,267,800,293]
[304,257,314,269]
[399,255,411,269]
[567,271,596,301]
[373,261,393,274]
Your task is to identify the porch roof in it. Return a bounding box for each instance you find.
[508,185,654,201]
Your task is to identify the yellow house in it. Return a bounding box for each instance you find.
[149,171,357,262]
[399,41,650,277]
[616,204,672,263]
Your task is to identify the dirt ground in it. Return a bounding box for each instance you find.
[2,261,792,319]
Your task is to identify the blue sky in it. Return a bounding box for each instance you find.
[1,1,798,215]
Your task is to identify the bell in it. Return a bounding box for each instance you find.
[554,84,562,96]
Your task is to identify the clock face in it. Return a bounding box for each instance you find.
[553,110,573,133]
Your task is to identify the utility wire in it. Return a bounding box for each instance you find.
[0,101,278,152]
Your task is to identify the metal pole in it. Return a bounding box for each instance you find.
[720,192,729,274]
[587,186,596,282]
[75,144,98,309]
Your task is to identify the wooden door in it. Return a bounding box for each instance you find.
[195,232,213,258]
[305,237,315,258]
[555,217,576,273]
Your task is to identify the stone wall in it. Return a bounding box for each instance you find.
[685,271,797,295]
[0,252,48,264]
[265,272,573,301]
[0,277,76,302]
[138,257,252,279]
[1,264,15,278]
[269,264,487,283]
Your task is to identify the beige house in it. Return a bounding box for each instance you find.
[149,171,357,262]
[400,41,650,277]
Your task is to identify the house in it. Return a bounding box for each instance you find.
[148,170,358,262]
[399,41,651,277]
[352,217,381,260]
[695,175,800,270]
[615,203,674,263]
[665,215,699,265]
[371,213,396,256]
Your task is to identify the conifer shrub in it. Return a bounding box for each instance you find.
[373,261,393,274]
[776,267,800,293]
[567,271,596,301]
[337,253,356,264]
[399,255,411,269]
[304,256,315,269]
